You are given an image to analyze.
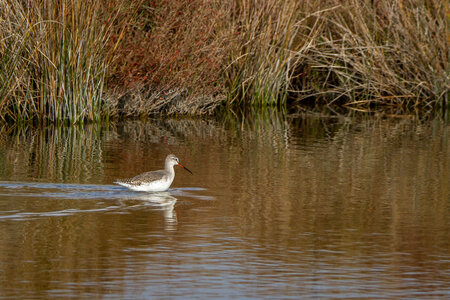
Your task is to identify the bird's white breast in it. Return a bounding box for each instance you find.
[117,177,174,192]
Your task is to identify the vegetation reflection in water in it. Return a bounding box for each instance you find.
[0,111,448,298]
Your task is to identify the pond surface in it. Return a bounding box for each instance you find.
[0,111,448,298]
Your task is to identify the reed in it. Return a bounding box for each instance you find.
[297,0,449,108]
[222,1,318,107]
[0,0,447,121]
[111,0,447,112]
[222,0,448,109]
[0,0,123,124]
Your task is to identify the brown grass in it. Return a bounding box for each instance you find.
[109,0,227,95]
[108,0,448,115]
[0,0,448,122]
[297,0,449,108]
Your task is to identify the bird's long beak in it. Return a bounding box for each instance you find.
[178,163,193,175]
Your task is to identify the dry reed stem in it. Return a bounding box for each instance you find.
[1,0,448,122]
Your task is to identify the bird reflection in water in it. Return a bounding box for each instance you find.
[128,191,178,231]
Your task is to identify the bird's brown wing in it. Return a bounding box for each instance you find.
[116,170,168,186]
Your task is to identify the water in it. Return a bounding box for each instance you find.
[0,112,448,298]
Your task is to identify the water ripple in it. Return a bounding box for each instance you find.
[0,181,212,222]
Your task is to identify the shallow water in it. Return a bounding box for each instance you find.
[0,112,448,298]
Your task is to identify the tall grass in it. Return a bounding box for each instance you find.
[298,0,449,108]
[0,0,447,121]
[110,0,448,113]
[223,0,303,107]
[0,0,123,124]
[223,0,448,109]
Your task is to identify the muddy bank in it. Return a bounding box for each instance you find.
[105,87,225,117]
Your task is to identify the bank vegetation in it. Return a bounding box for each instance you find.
[0,0,448,123]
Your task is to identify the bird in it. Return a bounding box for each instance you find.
[114,154,193,192]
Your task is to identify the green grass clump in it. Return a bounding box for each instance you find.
[0,0,123,124]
